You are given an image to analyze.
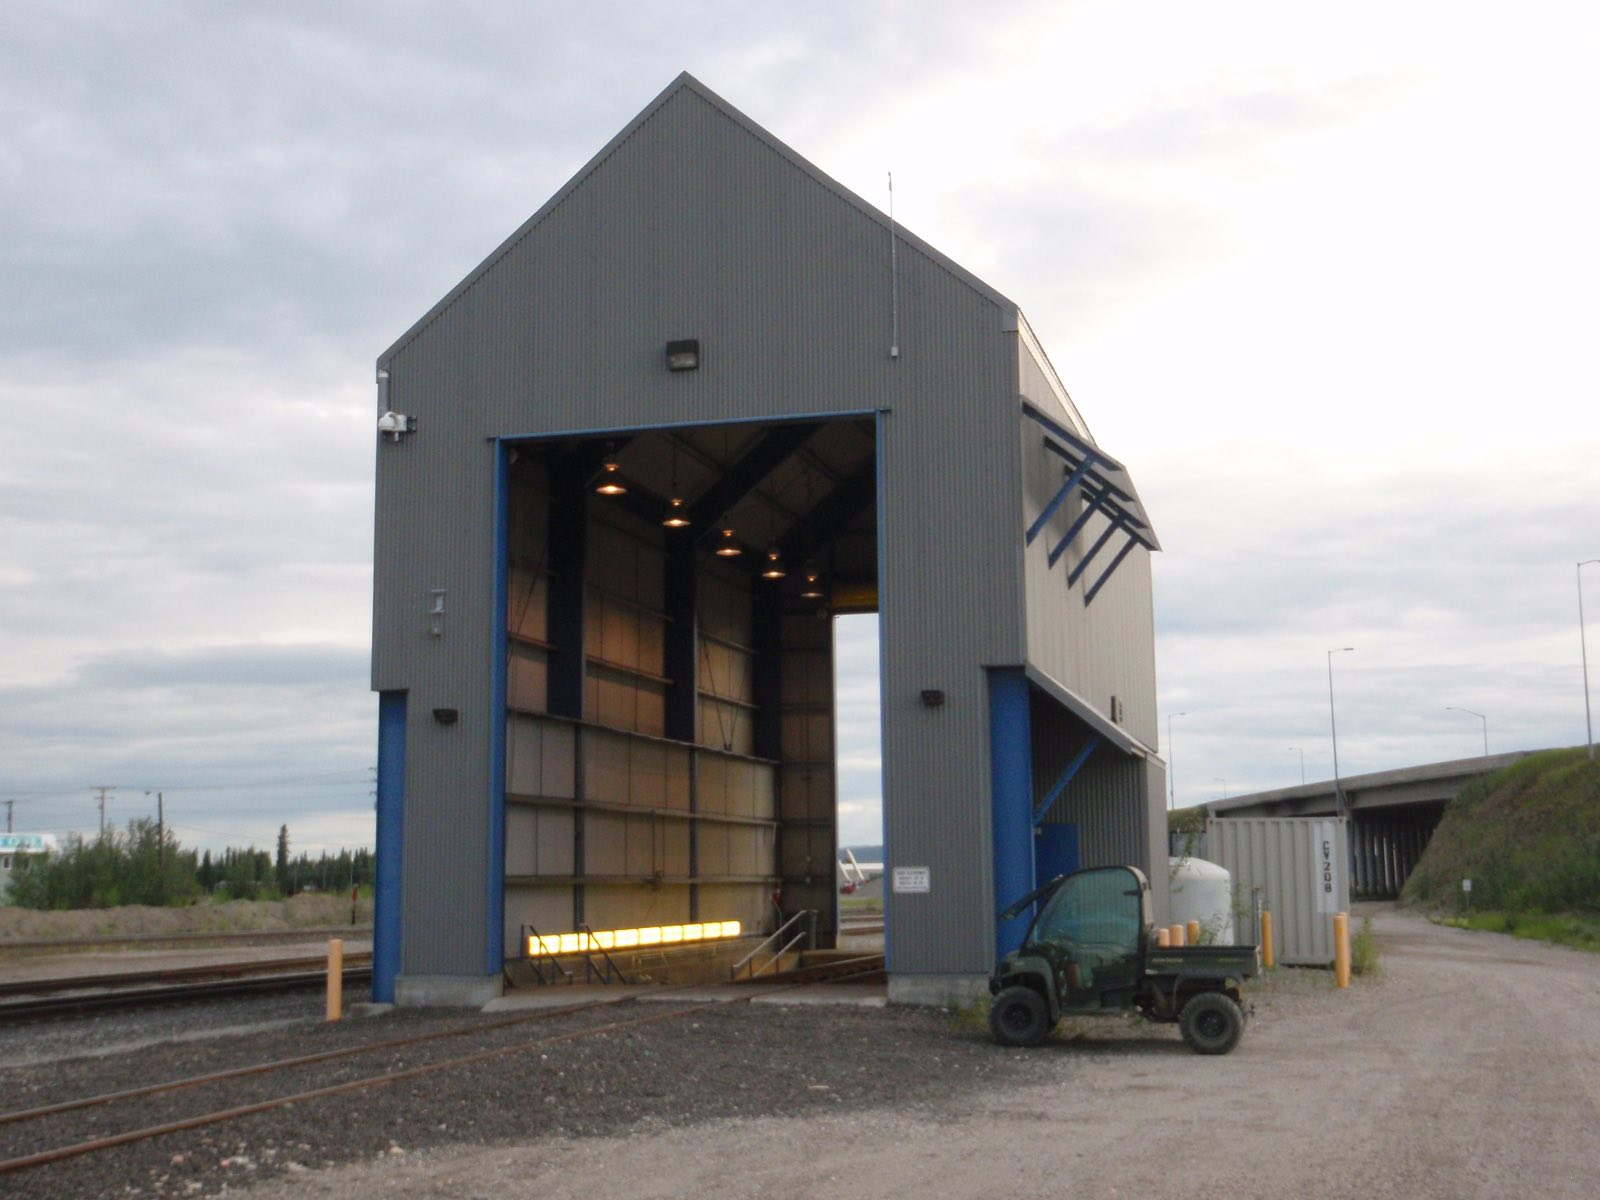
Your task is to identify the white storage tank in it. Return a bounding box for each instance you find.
[1168,856,1235,945]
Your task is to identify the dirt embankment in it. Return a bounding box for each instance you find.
[0,894,372,943]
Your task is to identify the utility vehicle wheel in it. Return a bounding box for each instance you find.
[989,986,1051,1047]
[1178,991,1244,1055]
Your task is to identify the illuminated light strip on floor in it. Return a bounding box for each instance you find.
[528,920,743,958]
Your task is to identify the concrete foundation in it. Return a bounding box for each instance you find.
[887,973,990,1009]
[395,973,504,1008]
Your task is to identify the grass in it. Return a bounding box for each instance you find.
[1349,915,1379,976]
[1432,909,1600,953]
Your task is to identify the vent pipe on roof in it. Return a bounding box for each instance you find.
[888,172,900,360]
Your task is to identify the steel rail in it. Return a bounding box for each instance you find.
[0,959,887,1177]
[0,967,372,1021]
[0,994,622,1128]
[0,1000,726,1176]
[0,953,374,998]
[0,928,373,955]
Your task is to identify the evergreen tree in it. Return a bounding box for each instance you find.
[275,825,291,896]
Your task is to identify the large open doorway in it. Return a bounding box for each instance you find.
[497,416,879,972]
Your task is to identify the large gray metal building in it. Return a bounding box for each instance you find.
[370,73,1168,1007]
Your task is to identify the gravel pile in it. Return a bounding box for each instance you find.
[3,990,1081,1199]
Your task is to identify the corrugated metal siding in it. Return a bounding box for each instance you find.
[1043,753,1149,870]
[373,76,1155,985]
[1206,817,1350,966]
[1014,333,1159,752]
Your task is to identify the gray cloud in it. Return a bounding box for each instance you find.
[2,2,1594,860]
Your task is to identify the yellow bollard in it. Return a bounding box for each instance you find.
[1169,923,1187,947]
[1186,919,1201,945]
[1157,926,1171,947]
[1334,912,1350,989]
[1260,910,1275,969]
[326,937,344,1021]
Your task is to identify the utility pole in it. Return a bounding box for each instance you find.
[93,786,115,838]
[4,800,12,833]
[157,792,165,870]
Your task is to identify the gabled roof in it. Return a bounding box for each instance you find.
[381,72,1018,365]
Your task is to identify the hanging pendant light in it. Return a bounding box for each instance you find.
[594,446,627,496]
[800,565,825,600]
[662,441,689,526]
[715,527,742,557]
[761,548,786,579]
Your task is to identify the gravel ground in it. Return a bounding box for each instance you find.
[5,906,1598,1199]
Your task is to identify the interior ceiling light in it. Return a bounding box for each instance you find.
[662,440,689,526]
[715,527,742,557]
[761,548,786,579]
[595,447,627,496]
[800,566,825,600]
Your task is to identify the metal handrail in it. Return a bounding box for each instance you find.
[578,926,630,984]
[522,924,574,986]
[730,910,815,980]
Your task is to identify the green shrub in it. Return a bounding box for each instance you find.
[1349,916,1379,976]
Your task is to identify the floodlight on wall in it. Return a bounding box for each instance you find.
[714,528,742,557]
[594,448,627,496]
[377,411,416,441]
[760,548,786,580]
[665,339,700,371]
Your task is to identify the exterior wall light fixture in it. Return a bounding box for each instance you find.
[665,339,700,371]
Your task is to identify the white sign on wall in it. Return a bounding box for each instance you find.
[1314,820,1341,914]
[892,866,931,894]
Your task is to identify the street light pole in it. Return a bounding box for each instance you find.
[1445,706,1488,757]
[1328,647,1354,817]
[1581,560,1599,761]
[1167,711,1186,809]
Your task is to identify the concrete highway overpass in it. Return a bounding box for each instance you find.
[1203,752,1532,898]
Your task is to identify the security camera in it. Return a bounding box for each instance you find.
[378,411,416,441]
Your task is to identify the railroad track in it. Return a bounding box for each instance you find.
[0,954,884,1179]
[0,927,373,954]
[0,954,374,1022]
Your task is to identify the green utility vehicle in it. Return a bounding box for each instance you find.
[988,864,1256,1054]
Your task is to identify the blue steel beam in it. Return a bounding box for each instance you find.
[1066,517,1126,586]
[990,670,1036,958]
[1034,736,1102,825]
[1025,458,1095,547]
[1023,404,1130,475]
[1046,491,1108,568]
[1085,535,1140,604]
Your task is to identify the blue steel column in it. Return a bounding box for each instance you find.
[487,441,510,976]
[990,669,1035,958]
[373,691,407,1003]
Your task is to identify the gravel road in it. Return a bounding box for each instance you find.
[7,906,1597,1199]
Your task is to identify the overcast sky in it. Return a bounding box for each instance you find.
[3,1,1596,856]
